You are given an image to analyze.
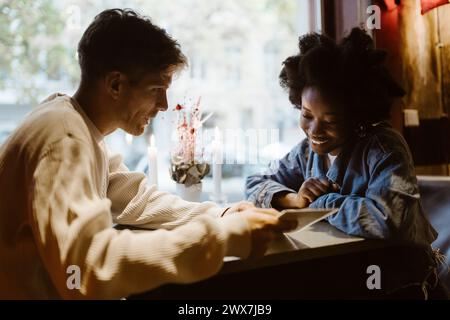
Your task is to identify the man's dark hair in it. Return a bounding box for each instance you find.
[78,8,187,83]
[279,27,405,125]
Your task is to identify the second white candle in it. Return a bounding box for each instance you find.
[212,127,222,198]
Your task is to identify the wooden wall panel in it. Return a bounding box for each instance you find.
[398,0,443,119]
[438,5,450,116]
[373,0,450,174]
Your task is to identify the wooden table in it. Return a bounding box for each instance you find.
[128,222,433,299]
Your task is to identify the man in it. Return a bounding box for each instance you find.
[0,9,291,299]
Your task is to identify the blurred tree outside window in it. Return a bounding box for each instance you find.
[0,0,317,200]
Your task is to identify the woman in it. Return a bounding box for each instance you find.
[245,28,450,298]
[246,28,437,246]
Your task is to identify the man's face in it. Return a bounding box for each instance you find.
[299,87,351,156]
[117,72,171,136]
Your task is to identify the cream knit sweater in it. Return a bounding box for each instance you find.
[0,94,251,299]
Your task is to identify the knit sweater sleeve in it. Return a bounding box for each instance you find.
[107,152,226,229]
[31,136,251,299]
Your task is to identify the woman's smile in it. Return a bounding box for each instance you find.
[310,136,329,145]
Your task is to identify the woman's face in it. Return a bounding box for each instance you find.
[298,87,352,156]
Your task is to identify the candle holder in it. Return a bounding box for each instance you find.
[170,98,211,202]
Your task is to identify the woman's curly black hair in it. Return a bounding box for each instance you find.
[279,27,405,126]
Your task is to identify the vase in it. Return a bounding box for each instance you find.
[176,182,202,202]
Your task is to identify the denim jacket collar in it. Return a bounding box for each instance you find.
[311,140,354,189]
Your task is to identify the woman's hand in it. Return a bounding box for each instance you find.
[296,177,334,208]
[272,177,338,209]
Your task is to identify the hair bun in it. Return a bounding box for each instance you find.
[367,49,387,66]
[341,28,374,52]
[298,33,335,55]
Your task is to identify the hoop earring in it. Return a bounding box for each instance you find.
[355,123,367,138]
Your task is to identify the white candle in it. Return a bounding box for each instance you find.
[212,127,222,197]
[147,134,158,187]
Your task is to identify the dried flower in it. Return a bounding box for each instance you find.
[170,97,211,186]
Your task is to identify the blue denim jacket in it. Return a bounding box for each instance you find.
[246,124,438,247]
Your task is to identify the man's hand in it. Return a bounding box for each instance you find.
[223,201,255,216]
[239,208,297,259]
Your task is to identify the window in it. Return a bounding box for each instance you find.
[0,0,320,202]
[225,46,241,84]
